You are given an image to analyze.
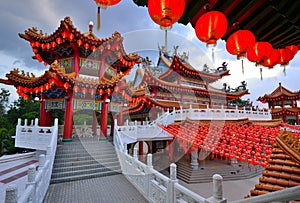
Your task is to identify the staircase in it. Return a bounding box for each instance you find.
[176,157,264,184]
[50,136,121,184]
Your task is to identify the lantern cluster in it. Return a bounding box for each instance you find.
[160,120,281,167]
[16,82,54,99]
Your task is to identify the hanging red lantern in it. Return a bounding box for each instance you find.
[226,30,255,59]
[56,37,62,45]
[262,49,280,68]
[61,31,69,39]
[64,82,70,90]
[35,41,41,47]
[69,33,74,41]
[74,86,79,93]
[246,42,273,65]
[91,45,97,52]
[195,11,228,46]
[278,48,294,66]
[84,43,90,50]
[286,45,298,56]
[77,39,82,47]
[51,41,57,48]
[46,43,51,49]
[30,41,36,47]
[148,0,185,29]
[94,0,121,30]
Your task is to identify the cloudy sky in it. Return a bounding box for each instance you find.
[0,0,299,107]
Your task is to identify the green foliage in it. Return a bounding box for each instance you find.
[0,88,10,116]
[0,128,15,156]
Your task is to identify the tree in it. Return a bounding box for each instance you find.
[0,88,10,116]
[0,128,15,156]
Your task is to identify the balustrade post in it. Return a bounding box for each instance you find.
[147,153,153,169]
[126,119,129,126]
[54,118,58,127]
[190,149,199,169]
[24,119,28,126]
[30,120,34,126]
[5,185,18,203]
[35,118,39,126]
[167,163,178,203]
[133,147,138,160]
[205,174,226,203]
[26,166,37,202]
[17,118,21,126]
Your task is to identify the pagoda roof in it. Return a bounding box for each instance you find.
[136,69,248,100]
[18,16,140,70]
[0,60,123,100]
[248,130,300,197]
[258,82,300,102]
[159,55,230,84]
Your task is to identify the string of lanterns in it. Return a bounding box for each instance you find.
[146,1,298,79]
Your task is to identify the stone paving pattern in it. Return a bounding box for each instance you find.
[43,174,148,203]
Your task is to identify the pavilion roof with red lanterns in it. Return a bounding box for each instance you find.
[0,16,140,101]
[18,16,139,73]
[258,82,300,103]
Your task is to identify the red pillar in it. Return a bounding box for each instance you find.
[100,94,108,139]
[283,113,287,123]
[92,111,97,135]
[39,97,52,126]
[110,113,114,136]
[73,49,80,76]
[63,91,73,142]
[168,140,174,163]
[139,141,144,155]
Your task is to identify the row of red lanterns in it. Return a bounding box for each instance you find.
[146,1,298,74]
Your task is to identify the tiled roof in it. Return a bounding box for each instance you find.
[258,82,300,101]
[247,130,300,198]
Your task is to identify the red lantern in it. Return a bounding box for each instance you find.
[226,30,255,59]
[94,0,121,30]
[56,37,62,45]
[51,41,57,48]
[69,33,74,41]
[77,39,82,47]
[91,45,97,52]
[262,49,280,68]
[64,82,70,90]
[30,41,36,47]
[35,41,41,47]
[286,45,298,56]
[246,42,273,65]
[148,0,185,29]
[278,48,294,66]
[84,43,90,50]
[195,11,228,46]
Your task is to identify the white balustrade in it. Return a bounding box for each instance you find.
[5,118,58,203]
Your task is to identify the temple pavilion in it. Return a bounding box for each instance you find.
[258,82,300,124]
[117,47,249,122]
[0,17,140,142]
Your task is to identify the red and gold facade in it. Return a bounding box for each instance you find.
[119,52,248,120]
[258,82,300,124]
[0,17,139,141]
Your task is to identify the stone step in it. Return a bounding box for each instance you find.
[52,161,121,173]
[50,170,122,184]
[54,153,117,163]
[53,157,120,168]
[51,165,121,179]
[54,149,115,158]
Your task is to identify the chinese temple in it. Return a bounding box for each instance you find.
[0,16,140,142]
[258,82,300,124]
[119,47,249,121]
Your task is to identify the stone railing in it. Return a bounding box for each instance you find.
[174,105,271,121]
[15,118,58,150]
[113,126,225,203]
[5,118,58,203]
[114,117,300,203]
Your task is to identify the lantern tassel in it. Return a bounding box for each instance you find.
[241,59,244,75]
[97,7,101,31]
[260,67,263,80]
[283,66,286,76]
